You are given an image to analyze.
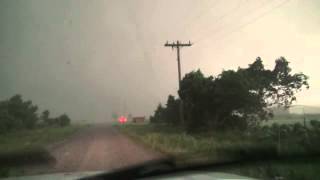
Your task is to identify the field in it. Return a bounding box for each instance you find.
[118,121,320,180]
[0,125,85,177]
[264,113,320,126]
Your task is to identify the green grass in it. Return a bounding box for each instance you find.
[118,124,275,163]
[224,158,320,180]
[0,126,80,152]
[0,125,86,177]
[118,123,320,179]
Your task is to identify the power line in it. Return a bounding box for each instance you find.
[194,0,291,49]
[159,0,247,50]
[193,0,277,44]
[150,0,218,49]
[178,0,222,37]
[181,0,244,39]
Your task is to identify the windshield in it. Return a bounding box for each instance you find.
[1,0,319,179]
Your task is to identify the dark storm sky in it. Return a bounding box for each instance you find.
[1,0,319,121]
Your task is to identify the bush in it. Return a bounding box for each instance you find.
[55,114,71,127]
[310,120,320,130]
[292,123,307,135]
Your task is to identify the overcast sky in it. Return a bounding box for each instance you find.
[1,0,319,122]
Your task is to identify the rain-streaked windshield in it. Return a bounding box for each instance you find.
[1,0,319,179]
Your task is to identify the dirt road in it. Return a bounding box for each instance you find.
[48,124,163,173]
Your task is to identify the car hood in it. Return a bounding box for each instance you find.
[1,171,256,180]
[149,171,257,179]
[1,171,103,180]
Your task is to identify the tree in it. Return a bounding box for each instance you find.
[164,95,180,125]
[150,96,180,125]
[0,94,72,132]
[269,57,309,107]
[55,114,71,127]
[152,57,309,132]
[41,110,50,125]
[178,70,214,130]
[150,103,165,124]
[6,95,39,129]
[0,108,15,133]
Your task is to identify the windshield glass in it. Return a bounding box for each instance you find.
[1,0,319,179]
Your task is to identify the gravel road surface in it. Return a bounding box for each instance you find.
[49,124,163,173]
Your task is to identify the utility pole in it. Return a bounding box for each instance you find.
[164,40,192,125]
[303,107,306,128]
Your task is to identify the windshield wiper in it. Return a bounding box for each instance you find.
[79,157,176,180]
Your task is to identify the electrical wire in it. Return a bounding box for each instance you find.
[194,0,291,51]
[181,0,244,39]
[192,0,277,44]
[178,0,222,38]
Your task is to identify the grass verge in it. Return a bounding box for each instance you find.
[117,123,320,179]
[0,125,86,177]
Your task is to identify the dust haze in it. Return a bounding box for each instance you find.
[1,0,320,122]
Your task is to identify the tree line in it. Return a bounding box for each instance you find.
[150,57,309,132]
[0,94,71,133]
